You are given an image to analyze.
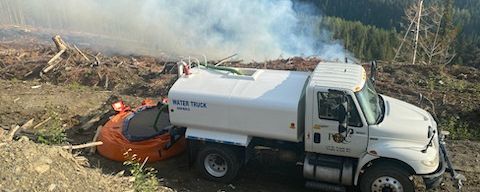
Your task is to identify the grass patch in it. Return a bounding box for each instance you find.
[440,116,479,140]
[123,149,159,192]
[37,110,67,145]
[66,82,87,91]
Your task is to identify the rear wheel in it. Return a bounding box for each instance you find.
[196,145,240,183]
[359,163,415,192]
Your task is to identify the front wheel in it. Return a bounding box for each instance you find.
[359,163,415,192]
[195,145,241,183]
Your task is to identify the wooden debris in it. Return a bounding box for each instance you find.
[116,61,124,67]
[115,170,125,177]
[140,157,149,170]
[7,125,20,141]
[80,115,101,131]
[94,52,101,66]
[73,44,90,62]
[52,35,68,51]
[215,53,237,66]
[18,136,29,142]
[20,118,34,129]
[42,62,61,73]
[33,117,52,129]
[44,35,68,73]
[104,75,109,89]
[31,85,42,89]
[88,125,103,154]
[61,141,103,150]
[47,48,66,65]
[23,70,33,77]
[4,119,35,141]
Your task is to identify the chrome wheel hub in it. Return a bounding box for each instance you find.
[204,153,228,177]
[371,176,403,192]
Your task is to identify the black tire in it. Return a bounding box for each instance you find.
[359,163,415,192]
[195,145,241,183]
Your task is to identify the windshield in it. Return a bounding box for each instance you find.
[355,80,382,125]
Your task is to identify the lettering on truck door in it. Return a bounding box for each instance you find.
[310,88,368,158]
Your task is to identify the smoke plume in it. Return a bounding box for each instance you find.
[0,0,348,61]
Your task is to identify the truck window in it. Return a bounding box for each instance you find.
[317,92,363,127]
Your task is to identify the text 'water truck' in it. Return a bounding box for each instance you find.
[167,62,465,191]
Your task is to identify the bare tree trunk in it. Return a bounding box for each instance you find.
[412,0,424,65]
[428,14,443,65]
[393,16,416,62]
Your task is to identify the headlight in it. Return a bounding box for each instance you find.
[421,153,439,167]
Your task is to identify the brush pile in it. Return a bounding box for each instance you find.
[0,34,176,97]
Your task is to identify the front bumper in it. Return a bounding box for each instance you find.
[422,147,446,189]
[422,134,466,190]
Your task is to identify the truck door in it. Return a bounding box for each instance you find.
[309,88,368,158]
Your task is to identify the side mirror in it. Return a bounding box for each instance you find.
[337,96,349,134]
[370,60,377,85]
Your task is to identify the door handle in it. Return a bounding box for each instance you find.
[313,124,328,130]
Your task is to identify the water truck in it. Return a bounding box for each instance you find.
[166,61,467,191]
[99,61,464,192]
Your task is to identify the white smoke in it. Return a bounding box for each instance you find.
[0,0,349,61]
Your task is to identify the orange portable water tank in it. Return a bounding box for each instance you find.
[97,101,186,163]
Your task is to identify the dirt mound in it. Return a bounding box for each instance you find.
[0,136,132,192]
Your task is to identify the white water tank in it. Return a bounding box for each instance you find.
[168,66,310,142]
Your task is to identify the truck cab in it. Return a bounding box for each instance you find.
[303,63,457,191]
[169,62,464,192]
